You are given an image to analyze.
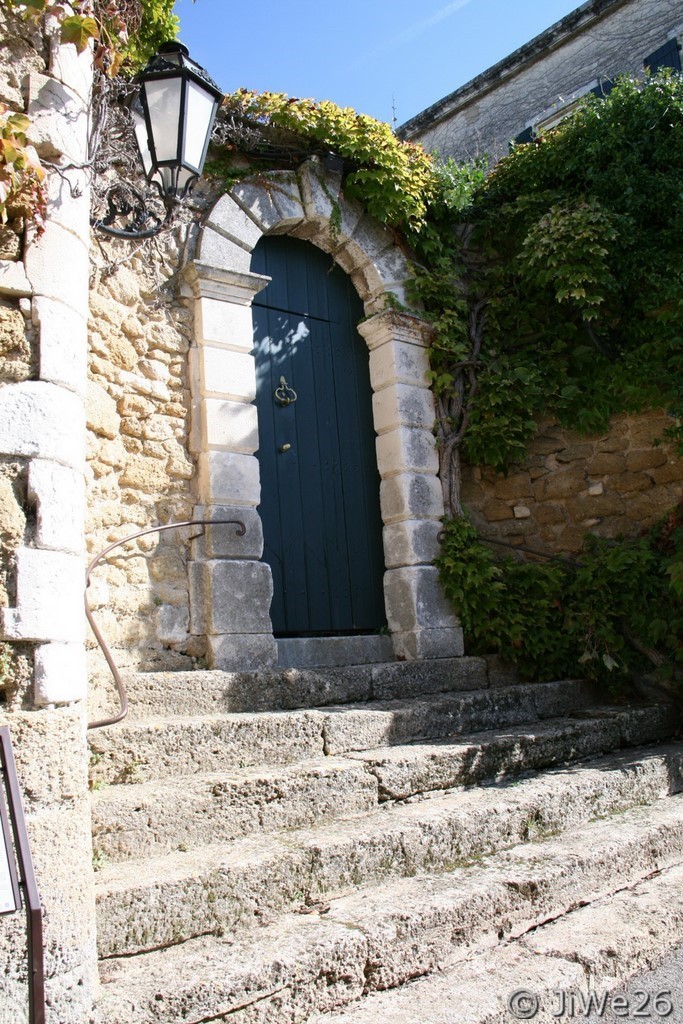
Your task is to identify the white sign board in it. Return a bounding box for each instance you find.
[0,781,19,915]
[0,830,17,914]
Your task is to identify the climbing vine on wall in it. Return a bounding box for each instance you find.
[0,0,177,227]
[417,75,683,691]
[436,505,683,690]
[2,0,177,72]
[404,75,683,520]
[215,90,439,232]
[0,105,46,231]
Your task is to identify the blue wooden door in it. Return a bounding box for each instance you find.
[252,236,386,636]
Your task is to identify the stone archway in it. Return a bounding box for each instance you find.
[183,159,462,670]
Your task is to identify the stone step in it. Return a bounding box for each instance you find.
[96,793,683,1023]
[348,703,674,800]
[91,758,379,864]
[309,860,683,1024]
[91,705,674,865]
[88,679,596,785]
[88,656,489,721]
[89,708,325,786]
[95,743,683,958]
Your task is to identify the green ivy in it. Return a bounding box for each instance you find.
[375,77,682,482]
[219,90,439,231]
[2,1,178,73]
[461,74,683,467]
[436,506,683,691]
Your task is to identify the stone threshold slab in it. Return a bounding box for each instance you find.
[276,635,394,669]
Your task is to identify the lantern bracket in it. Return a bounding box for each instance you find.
[91,180,176,240]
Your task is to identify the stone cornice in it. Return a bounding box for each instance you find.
[357,309,434,350]
[183,262,271,305]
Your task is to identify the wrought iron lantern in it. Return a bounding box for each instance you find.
[95,41,223,238]
[132,40,223,199]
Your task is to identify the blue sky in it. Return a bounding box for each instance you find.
[172,0,583,126]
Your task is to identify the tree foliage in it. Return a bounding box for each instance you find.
[124,0,178,71]
[2,0,178,74]
[422,75,683,479]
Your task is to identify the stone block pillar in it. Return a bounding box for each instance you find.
[0,10,96,1023]
[358,311,464,660]
[183,260,277,669]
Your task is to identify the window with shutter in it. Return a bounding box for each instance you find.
[510,125,534,151]
[590,78,615,98]
[644,39,682,73]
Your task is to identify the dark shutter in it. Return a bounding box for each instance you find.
[510,125,534,151]
[645,39,682,73]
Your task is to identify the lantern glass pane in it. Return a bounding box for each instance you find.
[132,107,153,177]
[156,164,196,195]
[156,165,175,193]
[182,80,217,171]
[144,77,182,162]
[177,166,197,191]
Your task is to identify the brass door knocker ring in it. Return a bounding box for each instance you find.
[274,375,298,406]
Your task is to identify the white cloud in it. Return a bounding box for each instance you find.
[354,0,475,67]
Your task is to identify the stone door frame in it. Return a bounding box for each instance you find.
[183,159,462,669]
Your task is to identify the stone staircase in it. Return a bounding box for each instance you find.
[88,658,683,1023]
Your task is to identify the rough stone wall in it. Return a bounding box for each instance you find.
[0,6,97,1022]
[461,411,682,555]
[404,0,682,162]
[87,233,199,682]
[0,4,46,109]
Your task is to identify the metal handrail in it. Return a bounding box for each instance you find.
[86,519,245,730]
[478,536,582,569]
[437,527,582,569]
